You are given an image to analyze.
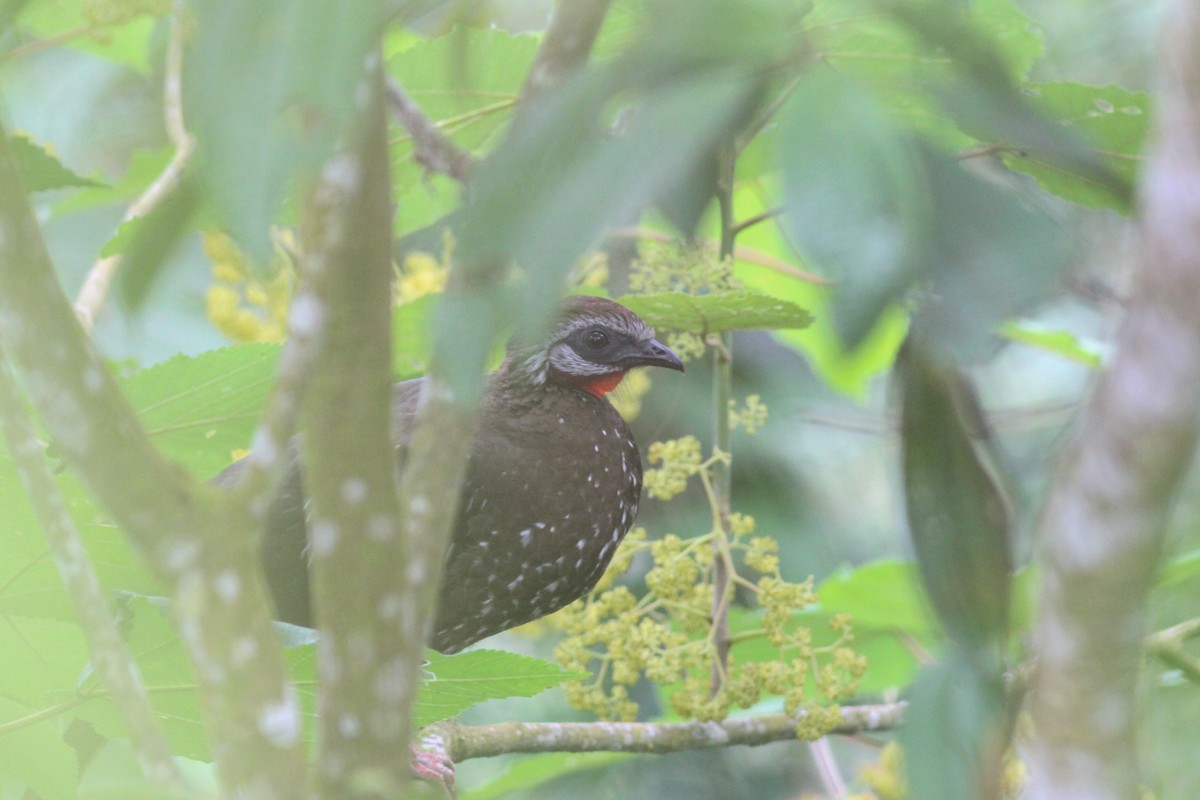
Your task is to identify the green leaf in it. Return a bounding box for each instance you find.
[185,0,384,260]
[817,560,940,637]
[0,696,78,800]
[618,291,812,335]
[77,737,219,800]
[1003,82,1149,213]
[119,344,280,479]
[779,72,928,349]
[0,616,90,706]
[71,595,210,761]
[16,0,159,71]
[9,133,103,192]
[116,176,203,312]
[387,27,536,204]
[392,296,436,380]
[416,649,586,729]
[1158,550,1200,589]
[898,349,1013,647]
[998,319,1104,368]
[913,144,1072,363]
[901,646,1009,800]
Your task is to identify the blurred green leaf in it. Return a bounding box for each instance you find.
[901,646,1008,800]
[817,559,940,637]
[998,319,1104,368]
[115,176,201,312]
[1158,550,1200,589]
[0,616,89,705]
[779,72,928,349]
[392,296,436,379]
[898,348,1013,646]
[8,133,103,191]
[619,291,812,335]
[387,27,536,186]
[914,144,1072,362]
[185,0,384,260]
[119,343,280,478]
[0,696,78,800]
[16,0,159,71]
[1002,82,1149,213]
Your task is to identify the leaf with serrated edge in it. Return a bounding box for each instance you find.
[620,291,812,335]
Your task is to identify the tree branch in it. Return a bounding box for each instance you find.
[421,703,906,762]
[300,58,415,798]
[0,348,184,794]
[519,0,613,107]
[1026,2,1200,796]
[385,76,475,183]
[0,113,307,800]
[74,1,193,332]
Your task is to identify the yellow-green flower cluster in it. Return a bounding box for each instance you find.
[729,394,769,434]
[204,231,295,343]
[395,228,455,303]
[628,241,740,296]
[552,435,869,728]
[627,241,742,363]
[643,435,703,500]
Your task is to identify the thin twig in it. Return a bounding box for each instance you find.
[74,2,194,333]
[1146,617,1200,685]
[731,206,784,237]
[809,738,849,799]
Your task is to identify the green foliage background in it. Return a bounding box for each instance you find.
[1,0,1195,799]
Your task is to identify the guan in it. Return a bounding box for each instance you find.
[213,295,684,653]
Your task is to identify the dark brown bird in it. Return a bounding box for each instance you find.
[214,295,683,653]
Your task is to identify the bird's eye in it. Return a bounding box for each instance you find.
[584,329,610,350]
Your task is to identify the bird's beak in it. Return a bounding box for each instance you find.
[620,338,685,373]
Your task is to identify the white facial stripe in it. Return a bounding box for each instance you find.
[547,342,616,377]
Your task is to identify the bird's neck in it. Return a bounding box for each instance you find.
[576,371,626,398]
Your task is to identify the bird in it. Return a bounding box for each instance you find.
[213,294,684,654]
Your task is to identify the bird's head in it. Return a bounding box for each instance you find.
[504,295,685,397]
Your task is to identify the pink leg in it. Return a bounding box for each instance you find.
[411,746,456,798]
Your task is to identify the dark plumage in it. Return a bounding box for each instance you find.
[213,295,683,653]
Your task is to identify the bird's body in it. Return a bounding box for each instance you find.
[215,295,682,653]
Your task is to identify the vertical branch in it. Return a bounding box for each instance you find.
[518,0,614,108]
[300,57,413,798]
[710,145,737,692]
[1026,1,1200,797]
[0,349,184,794]
[0,119,308,800]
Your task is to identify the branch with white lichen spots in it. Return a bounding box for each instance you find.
[1027,1,1200,797]
[0,109,308,800]
[0,348,184,794]
[420,702,906,762]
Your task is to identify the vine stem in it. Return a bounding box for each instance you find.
[709,144,737,695]
[74,1,193,332]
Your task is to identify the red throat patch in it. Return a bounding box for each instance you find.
[581,371,627,398]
